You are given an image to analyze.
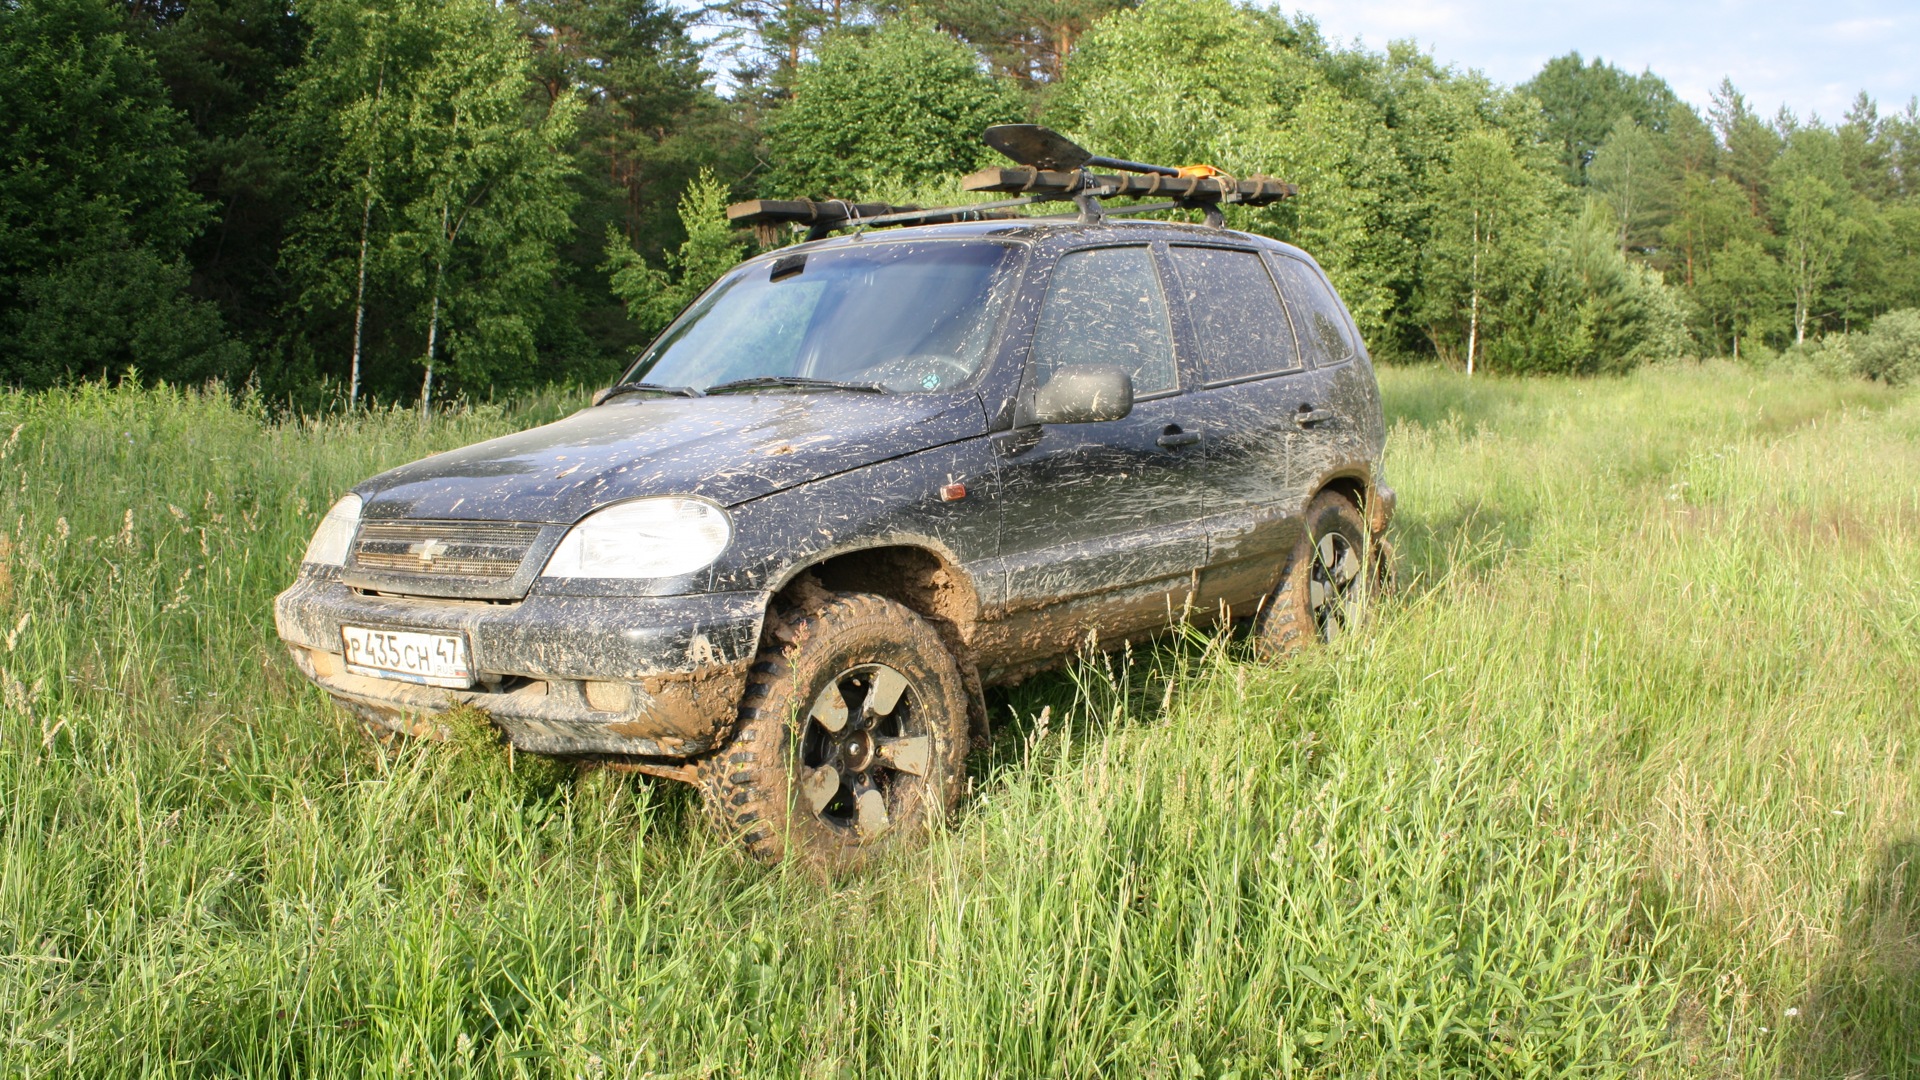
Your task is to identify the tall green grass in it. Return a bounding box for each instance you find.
[0,366,1913,1077]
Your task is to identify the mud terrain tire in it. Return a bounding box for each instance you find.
[1254,491,1372,658]
[696,592,970,870]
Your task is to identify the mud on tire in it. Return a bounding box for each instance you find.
[1254,490,1378,659]
[695,591,970,870]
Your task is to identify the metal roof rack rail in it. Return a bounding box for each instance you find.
[727,125,1296,240]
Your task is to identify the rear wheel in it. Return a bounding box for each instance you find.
[1254,491,1372,658]
[696,592,970,870]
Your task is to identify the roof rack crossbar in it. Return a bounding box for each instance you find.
[725,126,1296,241]
[726,197,1030,241]
[960,168,1295,206]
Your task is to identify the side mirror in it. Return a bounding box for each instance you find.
[1023,364,1133,426]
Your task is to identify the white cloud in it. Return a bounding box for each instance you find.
[1284,0,1918,119]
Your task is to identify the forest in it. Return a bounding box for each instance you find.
[3,0,1918,406]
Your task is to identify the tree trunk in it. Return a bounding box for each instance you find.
[420,265,443,421]
[1467,284,1480,378]
[1794,271,1809,344]
[1466,207,1481,378]
[348,182,374,408]
[348,66,385,410]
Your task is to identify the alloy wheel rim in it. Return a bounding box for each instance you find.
[1308,532,1362,642]
[796,663,932,839]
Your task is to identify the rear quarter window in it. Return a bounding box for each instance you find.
[1267,254,1357,367]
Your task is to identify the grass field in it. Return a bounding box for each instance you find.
[0,364,1915,1078]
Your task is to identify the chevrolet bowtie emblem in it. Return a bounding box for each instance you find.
[408,537,448,567]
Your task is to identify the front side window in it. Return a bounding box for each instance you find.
[1267,254,1357,367]
[1167,246,1302,383]
[623,240,1023,393]
[1028,246,1177,396]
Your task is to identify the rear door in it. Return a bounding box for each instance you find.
[1160,243,1327,613]
[1266,251,1376,485]
[984,243,1210,658]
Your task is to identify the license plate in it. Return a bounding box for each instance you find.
[341,626,473,688]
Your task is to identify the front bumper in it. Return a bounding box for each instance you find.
[274,573,765,757]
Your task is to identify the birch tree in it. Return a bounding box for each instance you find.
[1771,128,1857,343]
[1416,130,1552,375]
[286,0,577,410]
[396,0,579,415]
[284,0,433,407]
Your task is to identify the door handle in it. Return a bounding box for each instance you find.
[1157,425,1200,449]
[1294,405,1336,427]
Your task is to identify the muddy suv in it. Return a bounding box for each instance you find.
[275,138,1393,867]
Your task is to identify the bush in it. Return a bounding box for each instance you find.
[3,239,247,389]
[1827,308,1920,385]
[764,16,1024,198]
[1488,201,1689,374]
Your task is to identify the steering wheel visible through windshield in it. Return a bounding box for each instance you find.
[619,240,1024,394]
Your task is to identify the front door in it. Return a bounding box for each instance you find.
[979,243,1209,671]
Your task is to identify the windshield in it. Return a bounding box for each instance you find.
[620,240,1023,394]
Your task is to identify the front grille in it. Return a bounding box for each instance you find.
[350,520,543,584]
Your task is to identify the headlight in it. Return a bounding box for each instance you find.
[542,497,732,579]
[303,494,362,566]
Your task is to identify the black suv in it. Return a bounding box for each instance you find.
[276,199,1393,868]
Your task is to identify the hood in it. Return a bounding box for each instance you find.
[357,392,988,524]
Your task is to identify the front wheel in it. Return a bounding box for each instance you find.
[696,591,970,870]
[1254,491,1375,658]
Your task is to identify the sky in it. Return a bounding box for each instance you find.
[1286,0,1919,123]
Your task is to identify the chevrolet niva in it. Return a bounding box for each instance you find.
[275,129,1394,869]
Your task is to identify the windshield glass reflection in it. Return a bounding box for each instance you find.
[621,240,1023,394]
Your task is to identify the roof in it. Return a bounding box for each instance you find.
[764,215,1307,257]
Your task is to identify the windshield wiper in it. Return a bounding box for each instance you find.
[599,380,704,401]
[704,375,889,395]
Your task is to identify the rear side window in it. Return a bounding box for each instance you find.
[1267,255,1356,366]
[1029,246,1178,395]
[1167,246,1301,383]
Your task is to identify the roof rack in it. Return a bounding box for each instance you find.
[727,125,1297,241]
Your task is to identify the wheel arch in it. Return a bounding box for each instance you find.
[766,541,987,741]
[1314,470,1393,536]
[765,541,982,644]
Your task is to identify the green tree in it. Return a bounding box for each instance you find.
[1415,129,1555,374]
[0,0,205,284]
[283,0,446,405]
[1771,128,1860,343]
[1698,237,1787,359]
[603,168,745,340]
[895,0,1135,83]
[0,0,243,387]
[764,16,1024,198]
[284,0,579,409]
[126,0,309,353]
[6,235,245,388]
[513,0,752,374]
[1047,0,1403,336]
[1519,51,1676,185]
[1709,79,1780,219]
[395,0,581,413]
[1589,116,1662,256]
[1498,200,1688,373]
[1319,42,1527,358]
